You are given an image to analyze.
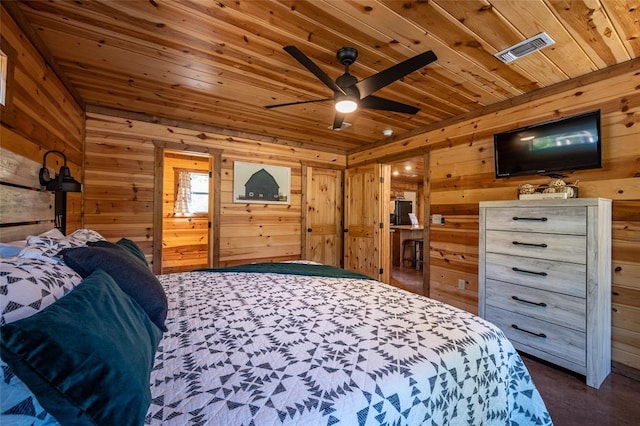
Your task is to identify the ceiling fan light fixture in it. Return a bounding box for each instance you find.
[335,96,358,113]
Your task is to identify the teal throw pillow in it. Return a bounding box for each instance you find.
[0,268,162,426]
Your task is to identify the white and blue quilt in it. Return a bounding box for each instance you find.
[147,264,552,425]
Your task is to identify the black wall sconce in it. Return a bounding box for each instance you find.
[39,150,82,234]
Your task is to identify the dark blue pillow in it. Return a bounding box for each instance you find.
[0,268,162,425]
[88,238,150,267]
[60,246,168,331]
[117,238,149,267]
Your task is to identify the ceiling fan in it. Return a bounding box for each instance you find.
[266,46,438,130]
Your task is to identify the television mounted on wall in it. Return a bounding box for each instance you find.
[494,110,602,178]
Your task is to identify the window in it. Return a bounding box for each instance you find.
[174,170,209,215]
[189,172,209,213]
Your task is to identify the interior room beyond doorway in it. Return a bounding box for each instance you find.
[388,156,425,295]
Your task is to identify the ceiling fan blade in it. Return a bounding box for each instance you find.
[359,95,420,114]
[355,50,437,98]
[265,97,334,109]
[332,113,345,130]
[283,46,346,95]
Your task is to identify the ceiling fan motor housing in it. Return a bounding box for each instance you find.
[336,74,358,92]
[336,47,359,96]
[337,47,358,65]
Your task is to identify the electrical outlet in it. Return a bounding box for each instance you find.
[432,214,442,224]
[457,279,466,289]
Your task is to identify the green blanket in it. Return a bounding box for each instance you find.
[195,262,375,280]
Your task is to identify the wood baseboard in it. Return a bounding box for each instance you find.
[612,361,640,382]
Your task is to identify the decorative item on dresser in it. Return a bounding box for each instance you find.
[478,198,612,388]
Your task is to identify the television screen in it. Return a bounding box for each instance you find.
[494,110,602,178]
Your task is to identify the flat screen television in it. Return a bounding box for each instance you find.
[494,110,602,178]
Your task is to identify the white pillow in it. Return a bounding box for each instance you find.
[65,228,106,245]
[18,238,74,264]
[36,228,65,240]
[0,257,83,326]
[18,229,106,263]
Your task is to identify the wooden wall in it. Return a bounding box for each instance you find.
[349,64,640,371]
[83,112,346,269]
[161,152,210,273]
[0,6,83,232]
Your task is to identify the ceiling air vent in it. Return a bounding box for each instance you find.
[495,32,555,63]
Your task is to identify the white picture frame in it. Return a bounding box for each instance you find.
[233,161,291,204]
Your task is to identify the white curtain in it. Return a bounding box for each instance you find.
[174,171,191,215]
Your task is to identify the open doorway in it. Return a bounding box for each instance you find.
[153,145,221,274]
[387,156,426,295]
[162,151,211,273]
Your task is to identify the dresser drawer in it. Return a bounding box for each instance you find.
[486,306,585,367]
[485,280,585,331]
[485,206,586,235]
[485,252,586,297]
[486,230,586,264]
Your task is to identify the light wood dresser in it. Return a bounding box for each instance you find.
[478,198,611,388]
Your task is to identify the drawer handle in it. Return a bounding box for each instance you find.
[512,216,548,222]
[511,324,547,338]
[511,296,547,307]
[512,267,548,277]
[512,241,548,248]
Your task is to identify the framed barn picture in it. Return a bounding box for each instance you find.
[233,161,291,204]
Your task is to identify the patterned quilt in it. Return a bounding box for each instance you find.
[146,266,552,425]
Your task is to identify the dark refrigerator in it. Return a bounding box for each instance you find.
[393,200,413,225]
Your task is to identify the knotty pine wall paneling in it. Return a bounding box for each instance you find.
[0,6,83,232]
[83,112,346,270]
[349,65,640,371]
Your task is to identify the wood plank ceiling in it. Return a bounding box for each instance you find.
[6,0,640,156]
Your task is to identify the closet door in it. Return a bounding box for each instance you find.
[302,166,343,267]
[344,163,390,282]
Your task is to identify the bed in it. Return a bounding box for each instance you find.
[0,150,551,425]
[0,235,552,425]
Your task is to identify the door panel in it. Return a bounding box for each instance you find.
[344,164,390,282]
[303,167,343,267]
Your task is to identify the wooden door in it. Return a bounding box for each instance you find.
[302,166,343,267]
[344,163,390,282]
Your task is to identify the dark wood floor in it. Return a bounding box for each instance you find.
[389,266,640,426]
[389,266,425,295]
